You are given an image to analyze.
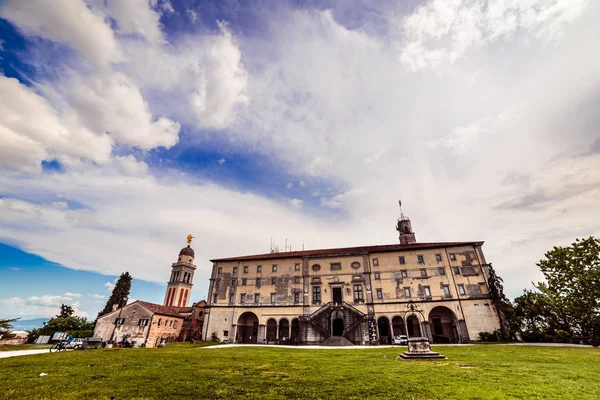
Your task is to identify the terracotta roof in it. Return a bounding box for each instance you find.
[136,300,192,317]
[210,241,484,262]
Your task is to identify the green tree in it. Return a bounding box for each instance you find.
[57,303,74,318]
[536,236,600,336]
[98,272,132,318]
[486,263,514,338]
[0,317,20,338]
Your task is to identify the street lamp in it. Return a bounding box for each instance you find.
[109,296,129,344]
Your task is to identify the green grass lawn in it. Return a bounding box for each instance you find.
[0,344,51,352]
[0,343,598,399]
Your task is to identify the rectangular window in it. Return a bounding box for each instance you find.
[243,266,248,273]
[229,293,234,304]
[438,267,445,275]
[138,319,149,327]
[294,276,300,284]
[272,265,277,272]
[330,262,341,270]
[295,263,300,271]
[404,287,411,297]
[115,318,125,325]
[231,279,237,286]
[312,277,321,283]
[241,278,247,286]
[255,293,260,303]
[373,258,379,266]
[271,277,276,285]
[479,282,488,294]
[417,255,424,264]
[423,286,431,297]
[453,267,461,275]
[257,265,262,273]
[443,285,451,296]
[401,270,408,278]
[173,321,178,329]
[374,272,380,280]
[270,293,276,303]
[435,254,442,262]
[255,278,261,287]
[217,267,222,275]
[420,268,427,277]
[376,289,383,299]
[240,294,245,304]
[353,284,364,301]
[233,267,238,274]
[294,293,300,303]
[450,253,456,261]
[399,256,405,264]
[213,294,218,303]
[458,284,466,295]
[312,286,321,303]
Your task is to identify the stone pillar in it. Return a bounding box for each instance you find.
[257,324,266,344]
[457,319,470,343]
[421,321,433,342]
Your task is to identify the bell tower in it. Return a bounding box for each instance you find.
[164,234,196,307]
[396,200,416,244]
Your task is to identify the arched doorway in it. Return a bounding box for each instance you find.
[332,318,344,336]
[266,318,277,342]
[406,315,421,337]
[236,312,259,344]
[392,316,405,336]
[290,318,299,344]
[377,316,391,344]
[279,318,290,343]
[428,306,458,343]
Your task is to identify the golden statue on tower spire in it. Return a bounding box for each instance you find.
[186,234,195,245]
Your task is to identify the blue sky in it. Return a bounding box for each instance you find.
[1,0,599,320]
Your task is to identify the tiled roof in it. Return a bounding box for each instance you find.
[136,300,192,317]
[210,241,484,262]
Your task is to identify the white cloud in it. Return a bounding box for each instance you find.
[218,158,226,165]
[289,198,303,209]
[115,155,149,176]
[0,296,88,318]
[398,0,588,70]
[0,0,123,67]
[89,294,106,299]
[0,76,113,173]
[187,9,199,23]
[10,267,20,271]
[104,280,116,293]
[64,292,82,298]
[105,0,165,45]
[299,181,306,187]
[286,183,293,189]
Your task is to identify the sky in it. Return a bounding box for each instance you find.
[0,0,599,321]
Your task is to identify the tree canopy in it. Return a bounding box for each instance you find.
[98,272,132,318]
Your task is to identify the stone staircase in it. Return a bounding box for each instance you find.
[300,302,367,345]
[320,336,355,346]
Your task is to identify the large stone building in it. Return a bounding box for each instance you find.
[202,211,501,345]
[93,238,205,347]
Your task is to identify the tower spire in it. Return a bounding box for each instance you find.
[396,200,416,244]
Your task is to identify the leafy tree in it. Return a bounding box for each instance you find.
[536,236,600,336]
[513,290,554,335]
[486,263,514,338]
[98,272,132,318]
[57,303,74,318]
[0,317,20,338]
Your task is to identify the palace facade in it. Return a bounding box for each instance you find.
[201,214,501,345]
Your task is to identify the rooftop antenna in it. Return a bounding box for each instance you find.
[285,238,288,252]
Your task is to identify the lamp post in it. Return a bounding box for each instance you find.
[109,296,129,344]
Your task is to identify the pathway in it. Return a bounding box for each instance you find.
[0,349,49,359]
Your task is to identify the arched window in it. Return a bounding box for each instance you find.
[158,318,162,327]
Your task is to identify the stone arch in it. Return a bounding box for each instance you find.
[428,306,458,343]
[391,316,406,336]
[279,318,290,341]
[266,318,277,342]
[377,316,391,344]
[290,318,299,343]
[237,312,259,344]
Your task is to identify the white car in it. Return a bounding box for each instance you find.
[71,338,85,348]
[393,335,408,345]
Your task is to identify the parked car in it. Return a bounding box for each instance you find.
[71,338,85,349]
[393,335,408,345]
